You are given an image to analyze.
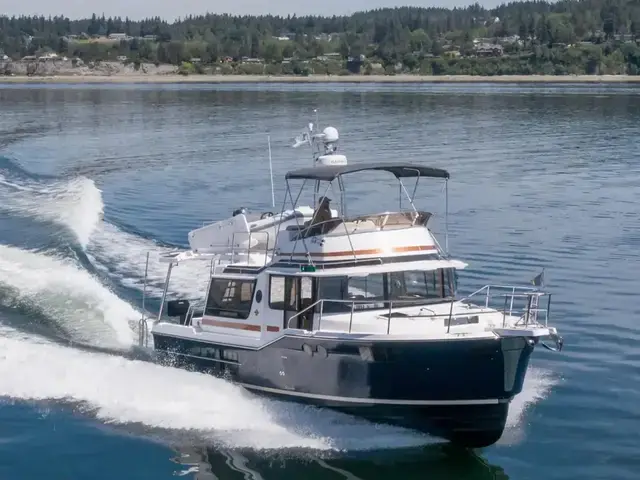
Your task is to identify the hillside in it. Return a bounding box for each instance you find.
[2,1,640,76]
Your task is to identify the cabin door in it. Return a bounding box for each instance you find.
[283,276,315,330]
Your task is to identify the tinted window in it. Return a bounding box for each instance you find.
[348,274,385,310]
[316,276,348,313]
[388,269,452,305]
[309,269,457,313]
[205,278,255,319]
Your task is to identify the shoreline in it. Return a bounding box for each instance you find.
[2,74,640,84]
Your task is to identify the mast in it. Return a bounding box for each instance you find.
[292,110,347,208]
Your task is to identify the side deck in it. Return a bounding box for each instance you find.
[144,283,555,349]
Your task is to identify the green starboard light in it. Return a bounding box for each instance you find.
[300,265,316,272]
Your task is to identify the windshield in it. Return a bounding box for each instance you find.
[315,268,456,313]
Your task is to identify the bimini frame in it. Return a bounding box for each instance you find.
[273,162,451,265]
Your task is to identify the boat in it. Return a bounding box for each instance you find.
[138,119,563,449]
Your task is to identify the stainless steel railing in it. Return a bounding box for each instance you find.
[465,284,550,326]
[285,285,550,334]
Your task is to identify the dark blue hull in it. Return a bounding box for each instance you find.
[152,332,534,448]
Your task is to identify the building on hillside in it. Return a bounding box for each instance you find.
[474,43,504,57]
[346,54,365,73]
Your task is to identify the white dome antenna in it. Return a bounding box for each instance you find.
[291,111,347,166]
[322,126,339,143]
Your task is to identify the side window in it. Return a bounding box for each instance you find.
[205,278,255,319]
[404,271,429,297]
[424,270,444,299]
[433,269,445,298]
[348,274,385,310]
[300,277,313,311]
[269,276,286,310]
[348,274,385,299]
[444,268,456,298]
[387,270,445,303]
[316,276,349,313]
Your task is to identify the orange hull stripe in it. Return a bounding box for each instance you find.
[393,245,437,253]
[201,317,261,332]
[200,318,281,333]
[279,245,437,258]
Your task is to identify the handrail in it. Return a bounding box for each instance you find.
[187,230,273,270]
[286,299,323,329]
[285,285,549,334]
[138,251,150,347]
[292,211,432,239]
[228,230,272,265]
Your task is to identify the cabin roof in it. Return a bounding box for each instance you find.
[266,259,467,277]
[210,272,258,281]
[285,162,450,182]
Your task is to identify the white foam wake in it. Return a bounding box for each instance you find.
[0,324,554,451]
[86,222,211,301]
[0,171,212,301]
[0,245,137,348]
[0,175,104,249]
[506,367,557,429]
[498,366,559,445]
[0,333,429,451]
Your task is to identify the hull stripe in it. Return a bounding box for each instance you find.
[279,244,437,258]
[201,317,261,332]
[198,319,280,333]
[237,383,503,406]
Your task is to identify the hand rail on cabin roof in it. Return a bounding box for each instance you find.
[285,210,433,243]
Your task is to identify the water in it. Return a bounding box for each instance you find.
[0,82,638,479]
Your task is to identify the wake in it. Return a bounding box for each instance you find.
[0,164,209,301]
[0,245,138,348]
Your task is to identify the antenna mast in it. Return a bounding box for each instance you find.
[267,135,275,208]
[292,109,344,167]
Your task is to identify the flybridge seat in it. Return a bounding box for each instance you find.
[284,211,433,241]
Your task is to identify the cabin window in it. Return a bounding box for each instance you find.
[316,276,349,313]
[269,276,286,310]
[269,275,298,311]
[205,277,256,320]
[347,274,385,310]
[307,268,459,314]
[444,268,456,297]
[387,269,453,305]
[300,277,314,312]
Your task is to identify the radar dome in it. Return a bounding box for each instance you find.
[322,126,339,143]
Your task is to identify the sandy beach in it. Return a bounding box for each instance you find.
[2,74,640,84]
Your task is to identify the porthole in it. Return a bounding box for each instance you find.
[255,290,263,303]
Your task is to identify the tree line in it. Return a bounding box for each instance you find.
[2,1,640,75]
